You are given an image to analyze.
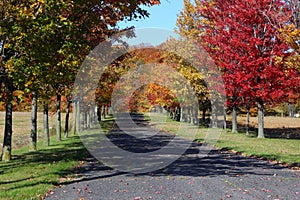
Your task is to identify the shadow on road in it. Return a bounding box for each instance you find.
[66,113,286,185]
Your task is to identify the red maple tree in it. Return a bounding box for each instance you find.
[198,0,299,137]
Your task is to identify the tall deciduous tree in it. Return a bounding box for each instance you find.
[176,0,225,127]
[198,0,298,138]
[1,0,161,160]
[0,0,22,161]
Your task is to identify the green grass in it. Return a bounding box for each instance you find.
[100,117,115,134]
[0,136,89,200]
[1,112,298,199]
[216,133,300,166]
[148,113,300,167]
[0,116,115,200]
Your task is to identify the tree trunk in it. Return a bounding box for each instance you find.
[211,100,218,128]
[29,92,38,151]
[171,107,174,120]
[44,103,50,146]
[87,109,90,129]
[288,103,295,117]
[89,106,93,127]
[246,106,250,136]
[176,107,181,121]
[102,105,106,119]
[223,106,227,132]
[194,105,199,125]
[64,97,71,138]
[257,101,265,138]
[108,105,112,115]
[56,94,61,141]
[180,106,187,122]
[83,109,87,130]
[72,101,77,135]
[202,108,206,124]
[76,100,81,132]
[97,105,101,122]
[232,106,237,133]
[180,107,184,121]
[89,106,94,128]
[1,79,13,161]
[94,106,98,124]
[188,106,192,123]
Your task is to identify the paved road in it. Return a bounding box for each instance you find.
[46,114,300,200]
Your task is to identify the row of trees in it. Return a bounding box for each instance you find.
[60,0,300,142]
[0,0,161,161]
[1,0,300,162]
[173,0,300,137]
[99,0,300,138]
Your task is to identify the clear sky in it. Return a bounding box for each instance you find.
[118,0,184,45]
[119,0,184,30]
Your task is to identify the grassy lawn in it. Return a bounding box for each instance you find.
[216,133,300,166]
[0,136,89,200]
[147,113,300,167]
[0,117,114,200]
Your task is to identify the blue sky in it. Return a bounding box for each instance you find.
[118,0,184,45]
[119,1,184,30]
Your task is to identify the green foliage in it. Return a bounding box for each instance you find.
[1,0,162,99]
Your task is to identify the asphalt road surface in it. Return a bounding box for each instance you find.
[46,114,300,200]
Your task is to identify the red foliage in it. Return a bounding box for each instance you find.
[198,0,299,108]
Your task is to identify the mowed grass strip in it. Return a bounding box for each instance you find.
[216,132,300,166]
[148,113,300,167]
[0,136,89,200]
[0,117,115,200]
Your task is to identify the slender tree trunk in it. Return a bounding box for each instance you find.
[202,108,206,124]
[97,105,101,122]
[211,100,218,128]
[89,106,93,128]
[29,92,38,151]
[223,106,227,132]
[171,107,174,120]
[177,107,181,121]
[83,109,87,130]
[108,105,112,115]
[194,105,199,125]
[102,105,106,119]
[246,106,250,136]
[181,106,188,122]
[72,101,76,135]
[257,101,265,138]
[87,108,90,129]
[288,103,295,117]
[76,100,81,132]
[64,97,71,138]
[94,106,98,124]
[232,106,238,133]
[56,94,61,141]
[1,79,13,161]
[86,109,90,128]
[89,106,93,127]
[180,106,184,122]
[44,103,50,146]
[90,106,95,126]
[188,106,192,123]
